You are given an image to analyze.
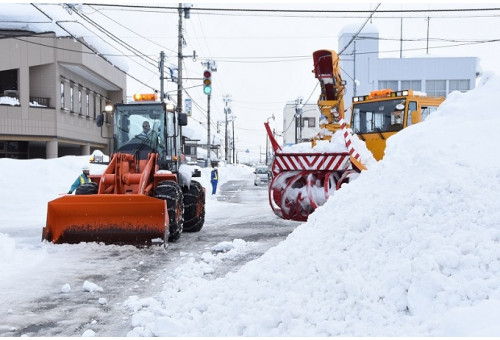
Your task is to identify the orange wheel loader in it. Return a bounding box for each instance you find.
[42,94,206,245]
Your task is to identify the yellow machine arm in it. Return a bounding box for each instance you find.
[312,50,346,137]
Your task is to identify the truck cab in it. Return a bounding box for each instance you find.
[351,89,444,160]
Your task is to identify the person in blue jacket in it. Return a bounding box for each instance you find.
[210,166,218,195]
[68,166,91,194]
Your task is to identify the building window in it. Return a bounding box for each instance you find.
[184,145,196,155]
[301,117,315,128]
[97,96,103,121]
[60,82,65,109]
[70,86,74,112]
[401,80,421,91]
[94,94,98,119]
[426,80,446,97]
[449,79,470,93]
[78,89,82,115]
[86,92,90,117]
[0,69,19,99]
[378,80,398,90]
[0,141,28,159]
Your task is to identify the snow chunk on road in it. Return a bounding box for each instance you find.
[82,280,103,293]
[81,329,96,337]
[211,241,235,253]
[60,283,71,293]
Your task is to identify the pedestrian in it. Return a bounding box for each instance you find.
[68,165,91,194]
[210,166,218,195]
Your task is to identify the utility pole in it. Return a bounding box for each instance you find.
[400,17,403,59]
[426,17,430,55]
[159,51,165,102]
[353,41,357,97]
[207,93,211,166]
[177,4,183,117]
[232,118,235,164]
[294,97,303,144]
[174,3,196,168]
[223,95,232,162]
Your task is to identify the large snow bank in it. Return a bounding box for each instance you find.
[125,73,500,336]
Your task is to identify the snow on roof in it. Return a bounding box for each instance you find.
[0,3,129,72]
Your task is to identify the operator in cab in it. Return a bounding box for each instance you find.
[136,120,159,149]
[388,103,405,132]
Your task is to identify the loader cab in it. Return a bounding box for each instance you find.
[351,89,444,160]
[112,94,185,171]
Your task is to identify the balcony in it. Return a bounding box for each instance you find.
[29,96,51,108]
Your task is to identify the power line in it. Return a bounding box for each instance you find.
[339,3,381,56]
[87,5,177,55]
[86,4,500,14]
[70,7,158,70]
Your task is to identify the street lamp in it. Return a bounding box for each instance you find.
[265,114,275,165]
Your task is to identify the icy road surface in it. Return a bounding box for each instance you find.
[0,180,300,337]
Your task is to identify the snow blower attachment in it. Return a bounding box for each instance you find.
[43,97,206,245]
[265,122,363,221]
[263,49,365,221]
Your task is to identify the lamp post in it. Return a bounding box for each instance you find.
[265,114,275,165]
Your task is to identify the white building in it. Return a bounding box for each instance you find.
[282,101,320,146]
[283,23,478,145]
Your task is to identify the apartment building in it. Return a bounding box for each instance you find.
[0,30,126,159]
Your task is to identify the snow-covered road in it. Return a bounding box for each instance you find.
[0,178,299,337]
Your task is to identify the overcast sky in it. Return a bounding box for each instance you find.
[3,2,500,160]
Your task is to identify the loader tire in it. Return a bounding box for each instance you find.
[155,181,184,242]
[75,182,98,195]
[182,180,205,232]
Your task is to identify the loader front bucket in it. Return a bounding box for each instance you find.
[43,194,168,245]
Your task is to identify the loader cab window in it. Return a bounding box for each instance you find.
[165,111,180,161]
[114,104,165,158]
[352,99,405,134]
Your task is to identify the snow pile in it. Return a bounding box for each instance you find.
[0,156,104,229]
[0,96,20,106]
[123,74,500,336]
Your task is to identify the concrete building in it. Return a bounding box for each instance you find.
[0,30,126,159]
[283,23,478,145]
[282,101,320,146]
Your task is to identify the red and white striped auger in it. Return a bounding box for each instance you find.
[339,118,367,171]
[264,121,365,221]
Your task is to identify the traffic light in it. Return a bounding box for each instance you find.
[203,70,212,95]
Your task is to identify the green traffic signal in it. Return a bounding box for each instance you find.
[203,70,212,96]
